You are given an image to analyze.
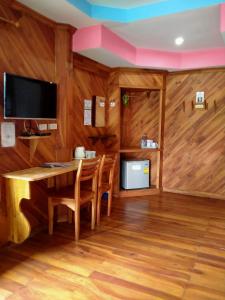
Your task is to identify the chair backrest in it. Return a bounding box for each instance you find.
[98,153,117,189]
[75,156,101,200]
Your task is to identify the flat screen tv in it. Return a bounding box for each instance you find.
[3,73,57,119]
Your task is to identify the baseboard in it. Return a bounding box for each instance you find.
[163,188,225,201]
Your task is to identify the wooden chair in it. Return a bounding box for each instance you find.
[48,157,101,241]
[97,153,117,225]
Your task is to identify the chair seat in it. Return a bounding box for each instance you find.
[48,185,95,210]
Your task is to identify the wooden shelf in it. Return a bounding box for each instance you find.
[119,186,160,198]
[119,148,160,153]
[88,135,116,145]
[18,135,50,161]
[18,136,50,140]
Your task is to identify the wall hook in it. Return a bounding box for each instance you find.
[182,101,185,112]
[214,100,217,112]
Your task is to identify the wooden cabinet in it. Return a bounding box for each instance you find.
[107,69,166,197]
[92,96,106,127]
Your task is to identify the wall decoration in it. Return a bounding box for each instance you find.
[195,91,205,109]
[1,122,16,147]
[84,99,92,126]
[92,96,106,127]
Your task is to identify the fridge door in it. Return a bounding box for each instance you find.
[121,160,150,189]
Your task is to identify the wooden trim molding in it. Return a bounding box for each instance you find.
[169,67,225,75]
[112,67,168,75]
[163,188,225,201]
[73,53,111,77]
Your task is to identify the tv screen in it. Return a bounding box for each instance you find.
[3,73,57,119]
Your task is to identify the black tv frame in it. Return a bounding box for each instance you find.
[3,73,57,120]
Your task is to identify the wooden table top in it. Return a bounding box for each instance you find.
[2,160,80,181]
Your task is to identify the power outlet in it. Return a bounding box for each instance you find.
[38,124,47,131]
[48,123,57,130]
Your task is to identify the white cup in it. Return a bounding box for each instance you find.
[151,142,158,148]
[147,140,153,148]
[85,150,96,158]
[91,151,96,158]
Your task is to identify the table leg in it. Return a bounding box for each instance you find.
[6,178,31,244]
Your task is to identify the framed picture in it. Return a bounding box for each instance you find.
[195,91,205,109]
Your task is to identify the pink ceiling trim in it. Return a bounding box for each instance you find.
[220,4,225,42]
[73,25,102,51]
[220,3,225,31]
[137,48,180,69]
[101,25,136,64]
[181,48,225,69]
[73,24,225,70]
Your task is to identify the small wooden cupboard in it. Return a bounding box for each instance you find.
[106,68,166,197]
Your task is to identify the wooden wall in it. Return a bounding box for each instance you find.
[0,2,108,246]
[1,0,225,248]
[72,54,110,153]
[107,69,165,193]
[121,90,160,148]
[0,1,58,245]
[107,69,164,151]
[163,70,225,199]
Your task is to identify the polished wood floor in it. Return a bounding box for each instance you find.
[0,192,225,300]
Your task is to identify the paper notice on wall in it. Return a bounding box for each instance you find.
[1,122,16,147]
[84,109,92,126]
[84,99,92,109]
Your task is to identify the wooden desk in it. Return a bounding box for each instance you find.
[2,161,80,244]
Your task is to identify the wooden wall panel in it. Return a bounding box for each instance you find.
[0,2,77,245]
[72,56,109,154]
[106,71,120,151]
[0,2,58,245]
[118,69,163,89]
[107,70,164,193]
[120,90,160,187]
[121,90,160,147]
[163,70,225,198]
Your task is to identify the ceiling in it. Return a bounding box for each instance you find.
[106,6,223,52]
[18,0,225,70]
[87,0,166,8]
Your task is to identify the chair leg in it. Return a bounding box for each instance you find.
[68,209,73,224]
[97,192,102,226]
[107,190,113,217]
[91,200,96,230]
[48,198,54,235]
[74,209,80,241]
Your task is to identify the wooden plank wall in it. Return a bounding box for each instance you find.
[163,70,225,199]
[0,2,108,245]
[107,69,164,151]
[107,70,164,193]
[121,90,160,147]
[120,90,160,185]
[0,1,58,245]
[72,54,110,153]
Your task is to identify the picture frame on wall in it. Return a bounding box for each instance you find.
[195,91,205,109]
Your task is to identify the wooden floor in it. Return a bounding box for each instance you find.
[0,192,225,300]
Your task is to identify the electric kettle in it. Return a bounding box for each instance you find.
[74,146,85,159]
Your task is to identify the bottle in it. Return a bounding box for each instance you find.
[141,134,147,148]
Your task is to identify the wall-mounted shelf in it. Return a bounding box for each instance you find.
[18,136,50,161]
[88,135,116,145]
[119,148,160,153]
